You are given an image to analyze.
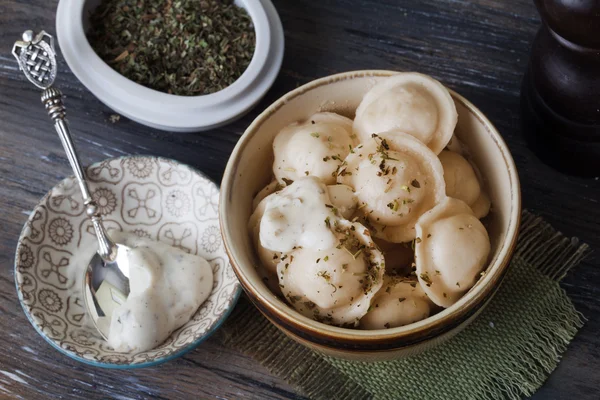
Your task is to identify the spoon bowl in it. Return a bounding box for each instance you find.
[84,243,132,340]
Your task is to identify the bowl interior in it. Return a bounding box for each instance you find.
[222,70,519,339]
[15,156,240,367]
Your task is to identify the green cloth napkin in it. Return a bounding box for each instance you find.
[219,211,590,400]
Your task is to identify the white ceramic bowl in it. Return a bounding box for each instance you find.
[56,0,284,132]
[15,156,241,368]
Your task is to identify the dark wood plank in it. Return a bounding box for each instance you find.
[0,0,598,399]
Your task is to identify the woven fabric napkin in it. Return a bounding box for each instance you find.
[219,211,590,400]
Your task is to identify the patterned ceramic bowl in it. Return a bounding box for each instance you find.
[14,156,241,368]
[220,70,521,361]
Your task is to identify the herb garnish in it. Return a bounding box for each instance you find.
[88,0,256,96]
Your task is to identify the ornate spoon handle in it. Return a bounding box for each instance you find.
[12,30,117,262]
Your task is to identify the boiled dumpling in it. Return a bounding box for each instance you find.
[360,277,432,329]
[259,177,339,253]
[327,184,358,219]
[338,131,446,243]
[278,220,385,326]
[438,150,490,219]
[248,195,283,275]
[470,191,491,219]
[414,197,491,308]
[438,150,480,205]
[250,179,359,275]
[273,112,357,185]
[252,180,282,211]
[353,73,457,154]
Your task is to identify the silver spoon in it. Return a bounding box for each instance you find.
[12,30,130,340]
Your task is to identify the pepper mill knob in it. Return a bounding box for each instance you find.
[520,0,600,177]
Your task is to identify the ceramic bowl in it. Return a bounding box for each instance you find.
[55,0,284,132]
[220,70,521,361]
[15,156,241,368]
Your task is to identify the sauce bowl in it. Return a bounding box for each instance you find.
[220,70,521,361]
[15,156,241,368]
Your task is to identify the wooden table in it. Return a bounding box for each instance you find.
[1,0,598,398]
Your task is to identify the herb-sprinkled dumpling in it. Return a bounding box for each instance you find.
[273,112,357,185]
[353,73,457,154]
[248,195,283,275]
[338,131,446,243]
[415,197,491,308]
[278,220,385,326]
[360,277,432,329]
[249,179,359,276]
[326,184,358,219]
[438,150,490,219]
[252,180,282,211]
[259,177,339,253]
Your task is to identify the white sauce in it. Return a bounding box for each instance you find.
[259,177,338,253]
[105,233,213,352]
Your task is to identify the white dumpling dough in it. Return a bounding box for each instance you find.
[278,220,385,326]
[252,180,282,211]
[250,180,358,274]
[438,150,490,219]
[248,196,282,275]
[360,277,431,330]
[353,73,457,154]
[438,150,481,206]
[471,191,491,219]
[338,131,446,243]
[273,112,357,185]
[415,197,491,308]
[259,177,339,253]
[327,184,358,219]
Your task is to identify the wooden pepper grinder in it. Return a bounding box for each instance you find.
[520,0,600,177]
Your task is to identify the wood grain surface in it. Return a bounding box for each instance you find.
[0,0,598,399]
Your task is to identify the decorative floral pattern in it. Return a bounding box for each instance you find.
[48,217,74,246]
[166,190,191,217]
[201,225,222,253]
[14,157,240,367]
[39,289,63,312]
[126,157,153,178]
[92,187,117,215]
[18,244,34,269]
[131,229,152,239]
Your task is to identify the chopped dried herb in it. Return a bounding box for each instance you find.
[88,0,256,96]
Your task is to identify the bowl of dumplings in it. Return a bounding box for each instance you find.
[220,70,521,361]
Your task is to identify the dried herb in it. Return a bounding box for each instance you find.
[87,0,256,96]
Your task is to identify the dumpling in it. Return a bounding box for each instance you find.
[273,112,357,185]
[470,191,491,219]
[438,150,490,218]
[259,177,339,253]
[252,180,282,211]
[438,150,480,205]
[248,195,282,275]
[250,179,360,274]
[338,131,446,243]
[414,197,491,308]
[327,184,358,219]
[278,220,385,326]
[360,277,432,329]
[353,73,457,154]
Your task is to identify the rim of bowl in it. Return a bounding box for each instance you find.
[220,70,521,347]
[15,155,242,368]
[55,0,284,130]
